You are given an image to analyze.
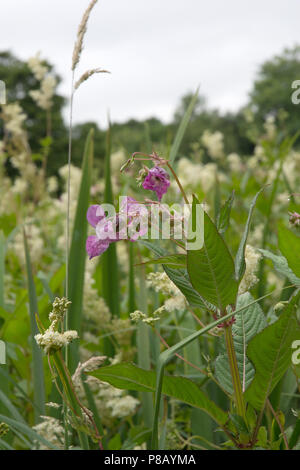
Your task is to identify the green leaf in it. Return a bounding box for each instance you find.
[215,293,267,394]
[244,290,300,410]
[102,121,120,317]
[150,293,271,448]
[169,87,199,165]
[89,363,229,428]
[23,230,46,423]
[259,249,300,286]
[187,199,238,310]
[278,225,300,278]
[217,191,235,235]
[68,128,94,373]
[235,188,265,281]
[140,241,215,312]
[0,414,60,450]
[137,254,186,269]
[0,231,5,308]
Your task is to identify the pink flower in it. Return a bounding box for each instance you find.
[86,205,105,227]
[86,197,149,259]
[86,235,110,259]
[142,166,170,201]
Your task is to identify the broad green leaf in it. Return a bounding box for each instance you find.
[244,290,300,410]
[278,225,300,278]
[140,240,215,312]
[215,293,267,394]
[259,249,300,287]
[68,129,94,373]
[137,254,186,269]
[187,200,238,310]
[23,230,45,423]
[0,231,4,307]
[150,294,270,448]
[235,187,265,281]
[102,122,120,317]
[89,363,229,428]
[169,87,199,165]
[217,191,235,235]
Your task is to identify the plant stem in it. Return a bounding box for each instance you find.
[166,162,189,205]
[224,325,246,421]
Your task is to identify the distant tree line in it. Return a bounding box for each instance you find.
[1,46,300,177]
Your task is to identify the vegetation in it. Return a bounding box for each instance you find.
[0,1,299,452]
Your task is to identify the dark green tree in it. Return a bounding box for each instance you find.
[249,45,300,136]
[0,50,67,175]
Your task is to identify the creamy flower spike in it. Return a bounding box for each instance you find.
[35,297,78,355]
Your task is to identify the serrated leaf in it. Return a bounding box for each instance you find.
[259,249,300,286]
[140,240,216,312]
[187,200,238,311]
[89,363,229,428]
[278,225,300,278]
[235,188,265,281]
[244,290,300,410]
[215,293,267,394]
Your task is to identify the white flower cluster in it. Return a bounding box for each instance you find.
[238,245,262,295]
[72,356,140,425]
[176,157,226,193]
[202,130,224,160]
[35,329,78,355]
[130,305,166,326]
[2,103,26,138]
[147,272,186,312]
[12,222,44,265]
[35,297,78,354]
[28,53,57,110]
[108,395,140,418]
[30,76,57,110]
[264,115,276,140]
[28,52,48,80]
[227,153,243,173]
[33,416,67,450]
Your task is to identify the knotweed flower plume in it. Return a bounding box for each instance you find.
[35,297,78,354]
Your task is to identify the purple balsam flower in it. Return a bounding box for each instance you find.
[86,198,149,260]
[86,235,110,259]
[86,204,105,227]
[142,166,170,201]
[86,204,109,259]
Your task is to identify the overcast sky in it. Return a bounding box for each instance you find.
[1,0,300,127]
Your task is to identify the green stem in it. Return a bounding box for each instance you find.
[166,162,189,205]
[224,326,246,421]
